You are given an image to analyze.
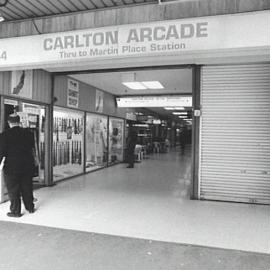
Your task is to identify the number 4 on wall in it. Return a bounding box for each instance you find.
[0,51,7,60]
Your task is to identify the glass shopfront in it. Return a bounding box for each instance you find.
[3,98,47,184]
[85,113,108,172]
[1,98,126,186]
[108,117,124,165]
[53,107,84,182]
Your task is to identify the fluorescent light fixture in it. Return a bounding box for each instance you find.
[133,124,149,127]
[0,14,4,22]
[178,116,187,118]
[122,82,147,90]
[122,80,164,90]
[141,81,164,89]
[173,112,188,115]
[174,107,185,110]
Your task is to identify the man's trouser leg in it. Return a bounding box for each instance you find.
[4,173,21,214]
[21,173,34,211]
[127,150,134,167]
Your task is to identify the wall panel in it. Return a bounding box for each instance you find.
[0,72,10,95]
[54,75,67,107]
[0,70,51,104]
[33,69,52,104]
[54,75,129,118]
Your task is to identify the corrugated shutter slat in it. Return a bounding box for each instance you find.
[200,64,270,204]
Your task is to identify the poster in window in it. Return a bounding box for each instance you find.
[95,89,104,113]
[16,112,29,128]
[67,79,79,108]
[11,70,33,99]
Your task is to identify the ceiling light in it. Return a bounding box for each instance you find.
[164,107,175,110]
[122,82,147,90]
[141,81,164,89]
[133,124,149,127]
[122,80,164,90]
[0,13,4,22]
[178,116,187,118]
[173,112,188,115]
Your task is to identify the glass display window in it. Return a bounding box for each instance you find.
[108,117,124,164]
[53,107,84,182]
[85,113,108,172]
[3,99,47,184]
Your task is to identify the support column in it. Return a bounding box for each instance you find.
[191,65,201,199]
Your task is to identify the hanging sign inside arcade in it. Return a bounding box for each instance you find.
[0,11,270,69]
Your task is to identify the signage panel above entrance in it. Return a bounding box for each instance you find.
[0,11,270,69]
[116,95,192,108]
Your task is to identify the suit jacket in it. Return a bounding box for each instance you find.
[126,132,137,154]
[0,126,35,175]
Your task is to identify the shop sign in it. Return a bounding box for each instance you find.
[95,89,104,113]
[0,11,270,69]
[137,115,149,121]
[67,79,79,108]
[23,103,40,115]
[116,95,192,107]
[126,112,137,121]
[4,99,18,106]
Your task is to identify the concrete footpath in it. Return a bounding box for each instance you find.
[0,221,269,270]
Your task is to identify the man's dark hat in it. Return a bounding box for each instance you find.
[7,114,20,123]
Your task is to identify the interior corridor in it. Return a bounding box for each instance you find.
[0,147,269,254]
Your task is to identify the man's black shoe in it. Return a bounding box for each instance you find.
[126,165,134,168]
[28,208,35,213]
[7,212,22,218]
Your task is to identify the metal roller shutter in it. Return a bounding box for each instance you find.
[200,64,270,204]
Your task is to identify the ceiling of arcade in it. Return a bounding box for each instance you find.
[0,0,155,22]
[0,0,269,24]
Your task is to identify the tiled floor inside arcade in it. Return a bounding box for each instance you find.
[0,147,269,255]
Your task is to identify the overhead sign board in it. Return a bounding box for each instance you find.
[116,95,192,108]
[0,11,270,69]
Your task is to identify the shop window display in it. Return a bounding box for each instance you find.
[3,99,46,184]
[85,114,108,172]
[53,107,84,181]
[108,117,124,164]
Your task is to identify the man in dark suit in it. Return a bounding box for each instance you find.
[126,129,137,168]
[0,114,35,217]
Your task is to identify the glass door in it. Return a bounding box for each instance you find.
[108,117,124,165]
